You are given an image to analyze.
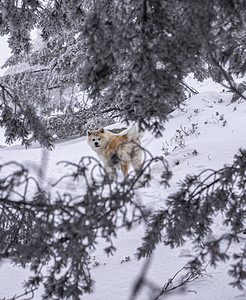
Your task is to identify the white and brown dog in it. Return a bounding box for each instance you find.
[87,125,143,182]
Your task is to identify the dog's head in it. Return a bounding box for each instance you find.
[87,127,109,151]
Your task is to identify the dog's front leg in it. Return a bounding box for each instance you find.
[104,164,116,183]
[131,155,143,187]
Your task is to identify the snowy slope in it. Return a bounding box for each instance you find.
[0,76,246,300]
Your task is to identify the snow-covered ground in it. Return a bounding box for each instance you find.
[0,75,246,299]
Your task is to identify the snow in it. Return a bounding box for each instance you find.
[0,75,246,299]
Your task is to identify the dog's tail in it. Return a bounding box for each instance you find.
[126,124,144,141]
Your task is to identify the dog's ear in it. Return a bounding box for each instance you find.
[87,130,92,136]
[99,127,104,133]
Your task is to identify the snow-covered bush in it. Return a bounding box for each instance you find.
[45,112,114,139]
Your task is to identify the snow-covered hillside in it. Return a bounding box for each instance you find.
[0,76,246,300]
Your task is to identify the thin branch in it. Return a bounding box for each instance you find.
[128,256,152,300]
[153,262,209,300]
[1,287,38,300]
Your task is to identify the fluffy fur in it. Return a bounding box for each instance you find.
[87,125,143,182]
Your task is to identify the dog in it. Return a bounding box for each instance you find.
[87,125,143,183]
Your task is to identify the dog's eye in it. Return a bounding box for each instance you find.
[92,139,95,141]
[98,138,101,140]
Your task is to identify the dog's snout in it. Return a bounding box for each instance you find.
[94,142,99,147]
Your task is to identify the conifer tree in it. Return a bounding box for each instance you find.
[1,0,245,139]
[0,1,246,299]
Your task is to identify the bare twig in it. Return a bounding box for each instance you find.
[153,262,209,300]
[0,287,37,300]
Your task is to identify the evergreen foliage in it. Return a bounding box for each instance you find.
[0,83,54,147]
[1,0,246,138]
[137,149,246,291]
[0,0,246,299]
[0,150,170,298]
[45,110,114,139]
